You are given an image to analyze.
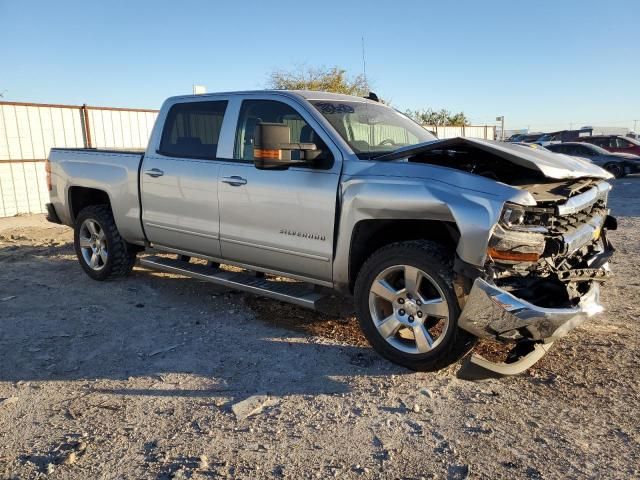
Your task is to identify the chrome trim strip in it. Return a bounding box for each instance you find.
[145,223,219,240]
[220,236,331,262]
[557,182,611,216]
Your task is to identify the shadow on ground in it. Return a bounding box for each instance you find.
[0,245,409,401]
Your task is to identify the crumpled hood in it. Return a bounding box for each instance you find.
[376,137,613,180]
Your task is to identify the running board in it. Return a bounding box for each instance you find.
[139,255,327,310]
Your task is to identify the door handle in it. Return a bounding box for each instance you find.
[144,168,164,178]
[221,175,247,186]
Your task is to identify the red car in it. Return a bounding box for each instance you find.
[577,135,640,156]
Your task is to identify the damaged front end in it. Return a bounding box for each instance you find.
[457,178,616,376]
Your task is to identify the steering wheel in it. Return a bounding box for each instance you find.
[378,138,397,146]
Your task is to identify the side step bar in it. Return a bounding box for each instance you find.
[139,255,326,310]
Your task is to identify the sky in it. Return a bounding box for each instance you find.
[1,0,639,132]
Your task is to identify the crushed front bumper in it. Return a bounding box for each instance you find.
[458,277,603,343]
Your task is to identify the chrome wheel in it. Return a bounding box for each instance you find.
[368,264,450,354]
[78,219,108,271]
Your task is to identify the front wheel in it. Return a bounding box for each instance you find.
[354,240,473,371]
[74,204,137,281]
[604,163,623,178]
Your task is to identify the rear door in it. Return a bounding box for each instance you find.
[610,137,640,155]
[140,100,228,257]
[217,97,341,283]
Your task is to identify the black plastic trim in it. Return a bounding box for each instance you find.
[45,203,62,224]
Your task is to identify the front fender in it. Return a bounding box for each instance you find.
[332,170,533,291]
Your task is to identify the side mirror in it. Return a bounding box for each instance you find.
[253,122,319,170]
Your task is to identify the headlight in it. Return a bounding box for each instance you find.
[500,203,526,226]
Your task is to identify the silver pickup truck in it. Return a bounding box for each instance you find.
[46,90,616,376]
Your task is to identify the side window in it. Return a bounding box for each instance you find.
[234,100,332,166]
[593,138,608,148]
[576,146,591,156]
[159,101,227,159]
[615,138,631,148]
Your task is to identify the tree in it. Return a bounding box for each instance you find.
[267,66,370,96]
[405,108,468,126]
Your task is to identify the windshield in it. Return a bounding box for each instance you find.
[311,100,436,159]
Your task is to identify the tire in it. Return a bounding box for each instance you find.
[74,204,137,281]
[354,240,475,371]
[604,163,623,178]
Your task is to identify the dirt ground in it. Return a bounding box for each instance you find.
[0,178,638,480]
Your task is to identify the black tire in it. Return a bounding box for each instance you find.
[604,163,623,178]
[74,204,137,281]
[354,240,475,371]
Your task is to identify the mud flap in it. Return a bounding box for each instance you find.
[457,342,554,380]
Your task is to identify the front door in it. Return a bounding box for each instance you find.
[140,100,228,257]
[218,99,341,283]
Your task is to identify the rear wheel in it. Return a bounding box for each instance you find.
[74,204,137,280]
[604,162,623,178]
[354,240,474,371]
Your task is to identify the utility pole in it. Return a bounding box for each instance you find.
[496,116,505,141]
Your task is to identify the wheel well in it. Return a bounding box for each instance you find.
[348,219,459,292]
[68,187,111,221]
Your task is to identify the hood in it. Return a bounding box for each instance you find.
[375,137,612,180]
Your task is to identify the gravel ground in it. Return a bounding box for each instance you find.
[0,178,638,479]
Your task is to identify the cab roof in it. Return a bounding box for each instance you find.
[166,89,379,105]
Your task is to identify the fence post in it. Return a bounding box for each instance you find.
[81,104,93,148]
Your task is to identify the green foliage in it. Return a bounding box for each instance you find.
[267,66,370,97]
[267,66,468,124]
[405,108,469,126]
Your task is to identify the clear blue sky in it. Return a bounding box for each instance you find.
[1,0,639,132]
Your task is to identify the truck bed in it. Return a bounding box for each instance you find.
[47,147,146,244]
[51,147,146,155]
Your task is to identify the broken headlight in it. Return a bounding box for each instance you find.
[500,202,526,227]
[488,203,546,263]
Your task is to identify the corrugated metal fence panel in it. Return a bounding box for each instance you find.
[0,161,48,216]
[88,108,158,149]
[0,104,86,161]
[0,101,159,217]
[424,125,496,140]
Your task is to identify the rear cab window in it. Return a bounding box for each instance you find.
[159,101,228,159]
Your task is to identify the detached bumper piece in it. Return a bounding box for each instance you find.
[45,203,62,224]
[457,278,603,377]
[459,278,602,341]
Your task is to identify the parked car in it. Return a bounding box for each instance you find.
[506,134,526,142]
[546,142,640,178]
[512,142,549,151]
[45,90,616,376]
[577,135,640,156]
[530,133,561,147]
[519,133,545,143]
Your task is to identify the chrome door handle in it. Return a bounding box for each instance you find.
[144,168,164,178]
[221,175,247,186]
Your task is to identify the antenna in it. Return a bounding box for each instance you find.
[361,36,368,90]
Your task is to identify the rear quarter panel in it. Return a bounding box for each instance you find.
[48,149,145,244]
